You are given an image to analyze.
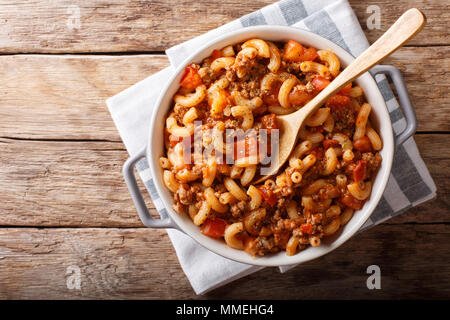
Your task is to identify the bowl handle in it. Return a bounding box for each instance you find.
[122,146,179,229]
[371,65,417,148]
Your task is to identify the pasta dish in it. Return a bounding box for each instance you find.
[159,39,382,256]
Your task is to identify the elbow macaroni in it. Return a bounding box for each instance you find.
[160,38,383,256]
[317,50,340,77]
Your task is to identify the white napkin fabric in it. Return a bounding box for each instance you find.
[107,0,436,294]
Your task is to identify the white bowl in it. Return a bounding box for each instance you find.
[147,26,394,266]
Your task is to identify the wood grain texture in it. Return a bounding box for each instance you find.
[0,47,448,143]
[0,224,448,299]
[0,0,447,300]
[0,0,447,54]
[0,54,168,141]
[351,0,449,46]
[0,134,447,227]
[0,139,143,227]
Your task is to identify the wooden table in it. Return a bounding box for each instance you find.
[0,1,448,299]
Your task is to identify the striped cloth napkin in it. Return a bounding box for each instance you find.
[107,0,436,294]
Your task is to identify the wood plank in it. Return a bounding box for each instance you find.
[0,224,448,299]
[0,47,448,142]
[0,134,447,227]
[350,0,449,46]
[383,46,450,133]
[0,1,447,54]
[0,54,169,141]
[0,139,143,227]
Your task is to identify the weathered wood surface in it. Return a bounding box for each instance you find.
[0,46,448,143]
[0,0,448,300]
[0,55,168,141]
[0,0,447,54]
[0,224,448,299]
[0,134,447,227]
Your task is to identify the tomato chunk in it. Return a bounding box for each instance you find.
[263,80,282,105]
[289,85,312,106]
[283,40,305,62]
[353,136,372,152]
[300,223,313,234]
[180,64,202,90]
[211,49,222,60]
[311,76,331,92]
[353,160,367,183]
[283,40,318,62]
[258,185,278,206]
[200,218,228,238]
[325,94,351,107]
[309,147,324,159]
[299,47,318,62]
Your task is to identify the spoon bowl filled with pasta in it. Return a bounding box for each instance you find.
[123,24,419,266]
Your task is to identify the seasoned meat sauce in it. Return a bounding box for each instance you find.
[163,39,382,256]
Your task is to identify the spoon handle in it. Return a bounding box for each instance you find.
[290,8,426,125]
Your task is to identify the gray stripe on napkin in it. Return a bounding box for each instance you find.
[389,108,404,123]
[146,177,160,200]
[370,196,395,222]
[136,158,149,171]
[278,0,308,25]
[302,10,351,53]
[159,207,169,219]
[376,78,395,101]
[241,11,268,27]
[391,145,433,202]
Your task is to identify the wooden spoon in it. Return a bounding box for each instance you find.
[254,8,426,184]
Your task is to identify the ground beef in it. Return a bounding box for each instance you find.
[240,80,261,99]
[176,184,197,205]
[311,213,323,225]
[233,49,257,79]
[271,208,282,222]
[254,236,278,255]
[224,119,239,130]
[225,69,237,83]
[228,63,265,99]
[286,62,302,74]
[276,197,286,209]
[198,66,215,87]
[172,192,184,214]
[214,184,227,193]
[173,103,190,124]
[275,218,304,232]
[230,200,246,218]
[191,165,202,176]
[297,162,321,188]
[305,81,315,93]
[362,152,382,179]
[331,106,356,136]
